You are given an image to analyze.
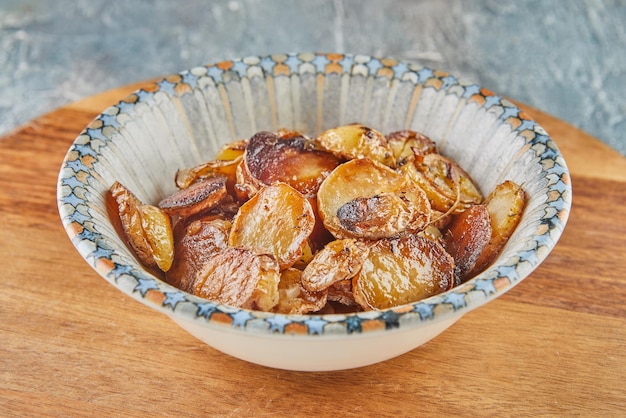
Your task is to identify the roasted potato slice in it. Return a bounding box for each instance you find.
[443,204,492,284]
[301,239,370,292]
[317,124,396,167]
[158,176,228,218]
[241,131,341,197]
[229,183,315,269]
[403,153,482,214]
[317,158,431,239]
[109,181,158,269]
[166,218,231,293]
[470,180,526,275]
[193,247,280,311]
[353,234,455,310]
[138,204,174,272]
[214,138,247,161]
[387,130,438,164]
[175,157,240,191]
[327,279,358,307]
[273,268,328,315]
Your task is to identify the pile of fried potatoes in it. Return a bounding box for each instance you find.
[110,124,526,314]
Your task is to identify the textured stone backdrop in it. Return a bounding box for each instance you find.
[1,0,624,155]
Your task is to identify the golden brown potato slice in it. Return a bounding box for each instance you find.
[403,153,482,214]
[301,239,370,292]
[214,138,247,161]
[387,130,438,164]
[353,234,455,310]
[166,218,231,293]
[228,183,315,269]
[470,180,526,275]
[158,176,227,218]
[109,181,158,269]
[175,157,241,191]
[443,204,492,284]
[327,279,358,307]
[240,131,342,197]
[273,268,328,315]
[193,247,280,311]
[317,124,396,167]
[138,204,174,272]
[317,158,431,239]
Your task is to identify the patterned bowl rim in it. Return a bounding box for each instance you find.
[57,52,572,338]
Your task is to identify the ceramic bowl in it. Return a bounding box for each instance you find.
[57,53,571,371]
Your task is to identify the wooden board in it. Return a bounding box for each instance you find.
[1,83,625,415]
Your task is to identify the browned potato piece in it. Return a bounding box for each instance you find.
[301,239,370,292]
[138,204,174,272]
[387,130,438,164]
[109,181,157,269]
[470,180,526,275]
[327,279,358,307]
[317,124,396,167]
[443,204,492,284]
[175,157,240,191]
[166,218,231,293]
[229,183,315,269]
[158,176,227,218]
[214,138,247,161]
[317,158,431,239]
[193,247,280,311]
[403,153,482,214]
[353,235,455,310]
[241,131,342,197]
[273,268,328,315]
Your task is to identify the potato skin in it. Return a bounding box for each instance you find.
[241,131,341,197]
[469,180,526,275]
[443,204,491,284]
[158,176,228,218]
[193,247,280,311]
[166,218,231,293]
[109,181,157,269]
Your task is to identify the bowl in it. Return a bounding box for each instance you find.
[57,53,571,371]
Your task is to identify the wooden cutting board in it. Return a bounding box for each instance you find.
[1,82,625,415]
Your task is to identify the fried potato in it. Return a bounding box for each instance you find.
[241,131,342,197]
[317,158,431,239]
[158,176,228,218]
[109,181,158,269]
[443,204,491,284]
[193,247,280,311]
[229,183,315,269]
[166,218,231,292]
[353,234,455,310]
[214,138,247,161]
[327,279,358,307]
[403,153,482,214]
[138,204,174,272]
[317,124,396,167]
[387,130,438,164]
[470,180,526,275]
[175,157,240,191]
[273,268,328,315]
[301,239,370,292]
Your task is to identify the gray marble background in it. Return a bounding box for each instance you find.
[1,0,624,155]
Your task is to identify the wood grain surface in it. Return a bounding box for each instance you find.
[1,83,625,416]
